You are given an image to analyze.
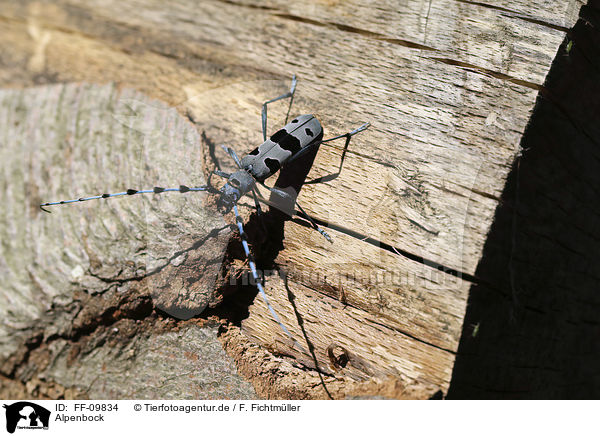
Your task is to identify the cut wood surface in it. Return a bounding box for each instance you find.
[0,0,587,399]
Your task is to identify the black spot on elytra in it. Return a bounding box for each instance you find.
[270,129,287,142]
[264,157,281,175]
[291,118,299,123]
[249,147,260,156]
[305,128,314,137]
[278,134,301,154]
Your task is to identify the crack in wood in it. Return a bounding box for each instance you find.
[455,0,571,32]
[430,56,543,90]
[86,224,230,285]
[282,271,457,355]
[368,318,456,355]
[213,0,279,12]
[288,208,480,284]
[273,12,438,52]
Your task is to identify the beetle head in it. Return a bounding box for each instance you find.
[217,170,254,213]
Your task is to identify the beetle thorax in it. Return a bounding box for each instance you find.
[217,170,255,212]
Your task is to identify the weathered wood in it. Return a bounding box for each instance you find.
[0,82,254,398]
[448,0,600,398]
[0,0,587,398]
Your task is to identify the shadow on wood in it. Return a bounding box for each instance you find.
[218,133,323,332]
[448,0,600,399]
[219,132,340,396]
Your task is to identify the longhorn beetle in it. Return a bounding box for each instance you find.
[40,75,369,351]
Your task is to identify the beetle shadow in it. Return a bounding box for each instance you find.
[237,140,340,394]
[201,113,355,397]
[243,140,322,318]
[258,139,324,250]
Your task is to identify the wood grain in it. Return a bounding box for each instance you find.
[0,0,585,398]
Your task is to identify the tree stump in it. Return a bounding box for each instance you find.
[0,0,593,399]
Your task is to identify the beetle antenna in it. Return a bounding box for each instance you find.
[40,185,212,212]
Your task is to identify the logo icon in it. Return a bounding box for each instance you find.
[2,402,50,434]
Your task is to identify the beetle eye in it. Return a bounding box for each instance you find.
[230,179,240,187]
